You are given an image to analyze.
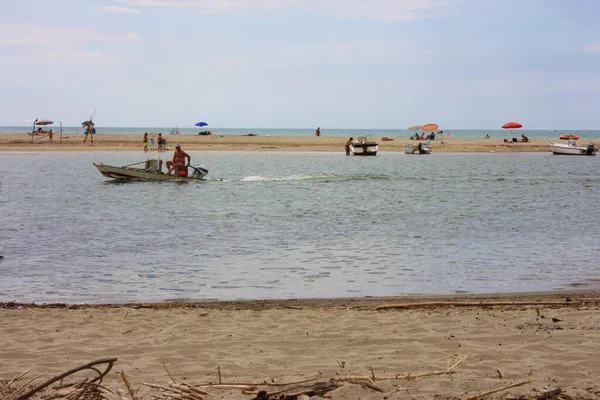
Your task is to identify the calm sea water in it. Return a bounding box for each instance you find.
[1,126,600,139]
[0,151,599,304]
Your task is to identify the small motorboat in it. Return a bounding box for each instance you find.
[350,139,378,156]
[404,141,431,154]
[559,134,579,140]
[549,139,597,156]
[94,159,211,180]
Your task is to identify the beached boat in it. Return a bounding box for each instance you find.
[549,139,597,156]
[404,141,431,154]
[350,139,378,156]
[94,159,210,180]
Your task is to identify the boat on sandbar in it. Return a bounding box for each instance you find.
[94,159,212,180]
[350,137,378,156]
[549,139,597,156]
[404,141,431,154]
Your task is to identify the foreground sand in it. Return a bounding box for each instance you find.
[2,132,593,153]
[2,291,599,399]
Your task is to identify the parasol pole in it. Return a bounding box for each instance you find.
[31,118,37,143]
[60,122,63,144]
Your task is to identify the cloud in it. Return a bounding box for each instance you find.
[114,0,458,20]
[115,0,299,13]
[40,49,106,65]
[0,24,141,47]
[316,0,459,22]
[584,41,600,54]
[103,6,141,13]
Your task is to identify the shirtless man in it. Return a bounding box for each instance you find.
[165,144,190,175]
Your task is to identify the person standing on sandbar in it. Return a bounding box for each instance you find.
[316,127,321,137]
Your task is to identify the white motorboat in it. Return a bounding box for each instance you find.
[404,141,431,154]
[94,159,210,180]
[549,139,597,156]
[350,139,378,156]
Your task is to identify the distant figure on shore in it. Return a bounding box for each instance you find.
[48,129,53,143]
[447,132,451,137]
[316,127,321,137]
[157,133,164,152]
[143,133,149,152]
[420,132,425,139]
[345,137,353,156]
[485,134,490,139]
[165,144,190,175]
[521,134,529,142]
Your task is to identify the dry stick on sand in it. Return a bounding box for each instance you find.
[461,379,532,400]
[7,373,46,400]
[374,301,581,310]
[119,371,137,400]
[0,369,32,396]
[334,353,468,382]
[14,357,117,400]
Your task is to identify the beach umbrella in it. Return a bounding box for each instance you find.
[502,122,522,129]
[195,121,208,127]
[422,123,439,132]
[35,119,54,125]
[502,122,522,138]
[81,120,95,126]
[408,124,422,131]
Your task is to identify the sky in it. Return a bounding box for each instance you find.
[0,0,599,129]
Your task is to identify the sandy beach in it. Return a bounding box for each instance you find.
[0,132,586,153]
[2,291,599,400]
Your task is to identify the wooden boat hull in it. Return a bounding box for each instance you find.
[94,163,209,180]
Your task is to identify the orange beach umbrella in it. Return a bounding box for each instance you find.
[502,122,522,129]
[422,123,439,132]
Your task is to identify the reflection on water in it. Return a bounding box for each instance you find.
[0,151,599,304]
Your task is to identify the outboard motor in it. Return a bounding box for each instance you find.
[586,144,597,155]
[190,165,209,178]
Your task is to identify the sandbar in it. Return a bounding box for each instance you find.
[0,133,588,153]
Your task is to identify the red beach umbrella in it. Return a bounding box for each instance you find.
[422,123,439,132]
[502,122,522,129]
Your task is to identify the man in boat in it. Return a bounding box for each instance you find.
[165,144,191,175]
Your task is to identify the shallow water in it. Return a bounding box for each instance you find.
[0,151,599,304]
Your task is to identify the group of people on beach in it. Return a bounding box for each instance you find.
[503,135,529,143]
[410,132,437,140]
[143,132,167,152]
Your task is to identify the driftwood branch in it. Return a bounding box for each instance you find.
[461,379,532,400]
[0,369,32,396]
[253,381,340,400]
[120,371,137,400]
[334,353,468,382]
[375,301,579,310]
[14,358,117,400]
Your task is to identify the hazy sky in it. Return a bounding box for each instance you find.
[1,0,599,129]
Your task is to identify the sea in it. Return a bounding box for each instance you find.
[1,126,600,140]
[1,148,599,304]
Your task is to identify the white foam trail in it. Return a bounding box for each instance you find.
[241,174,335,182]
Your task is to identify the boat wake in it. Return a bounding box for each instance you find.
[241,174,390,182]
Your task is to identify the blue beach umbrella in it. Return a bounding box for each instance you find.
[81,120,94,126]
[195,121,208,127]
